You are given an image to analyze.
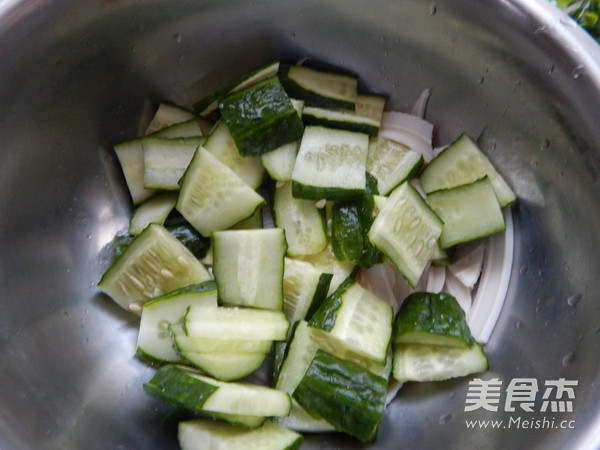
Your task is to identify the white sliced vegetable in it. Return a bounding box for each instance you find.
[385,380,403,408]
[358,264,400,313]
[381,112,434,139]
[468,207,514,343]
[425,265,446,293]
[379,128,434,162]
[410,88,431,118]
[444,270,472,315]
[448,243,485,289]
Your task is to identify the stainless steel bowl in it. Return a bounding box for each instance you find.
[1,0,599,448]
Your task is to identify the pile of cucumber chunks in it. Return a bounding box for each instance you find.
[100,61,515,447]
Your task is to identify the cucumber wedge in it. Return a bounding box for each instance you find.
[293,349,388,443]
[219,77,304,156]
[142,137,204,190]
[129,192,177,236]
[98,224,212,312]
[184,307,289,341]
[193,61,280,116]
[176,147,265,236]
[144,365,291,417]
[368,181,443,287]
[203,120,265,189]
[309,278,393,363]
[150,118,205,138]
[302,106,380,136]
[393,291,475,347]
[178,419,303,450]
[331,195,382,267]
[275,399,336,433]
[392,343,488,382]
[419,133,516,207]
[426,176,505,248]
[298,240,356,295]
[273,181,327,256]
[212,229,286,310]
[145,103,197,135]
[278,65,358,110]
[113,138,157,205]
[367,137,423,195]
[355,94,386,123]
[291,126,369,201]
[282,258,332,325]
[136,281,217,363]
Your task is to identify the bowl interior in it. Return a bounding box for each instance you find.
[1,0,599,448]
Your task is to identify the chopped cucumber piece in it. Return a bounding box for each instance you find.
[293,349,387,443]
[393,291,475,347]
[219,77,304,156]
[275,399,336,433]
[419,133,516,207]
[331,195,382,267]
[302,106,380,136]
[170,323,269,381]
[98,224,212,312]
[367,137,423,195]
[261,99,304,180]
[114,138,157,204]
[231,206,264,230]
[355,94,386,123]
[282,258,332,325]
[144,365,291,417]
[178,419,303,450]
[129,192,177,236]
[193,61,281,116]
[309,278,393,363]
[279,65,358,110]
[368,181,443,287]
[275,321,390,395]
[142,137,204,190]
[212,229,286,310]
[145,103,197,135]
[171,324,273,354]
[184,306,289,341]
[203,120,265,189]
[273,181,327,256]
[136,281,217,363]
[392,342,488,382]
[165,221,211,259]
[176,147,265,236]
[261,141,300,181]
[298,240,356,295]
[150,118,205,138]
[291,126,369,200]
[426,176,506,248]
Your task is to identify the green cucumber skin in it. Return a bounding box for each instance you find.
[308,276,355,331]
[219,77,304,156]
[143,365,217,412]
[305,272,334,321]
[165,222,211,259]
[278,65,356,110]
[301,113,379,137]
[293,350,387,443]
[331,196,382,267]
[291,181,364,201]
[393,292,475,347]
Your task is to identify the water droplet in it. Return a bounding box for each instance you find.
[429,3,437,15]
[562,352,576,366]
[572,64,584,79]
[449,392,456,399]
[516,321,522,329]
[547,64,555,75]
[290,31,296,39]
[479,76,485,84]
[439,413,452,424]
[519,265,528,275]
[567,293,582,307]
[539,139,550,151]
[534,25,548,34]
